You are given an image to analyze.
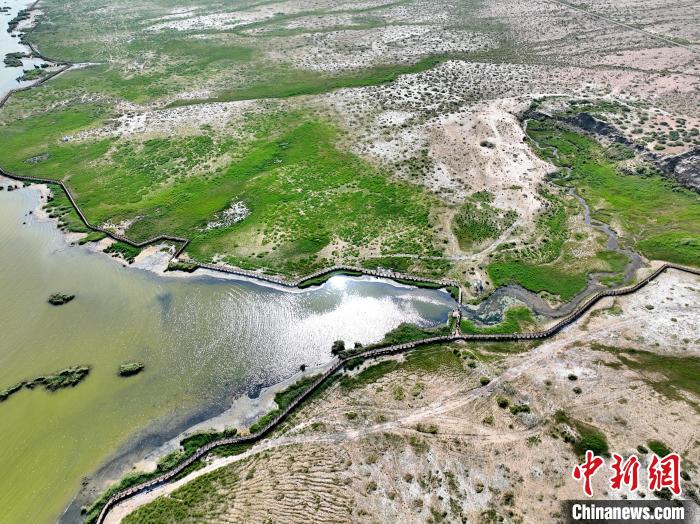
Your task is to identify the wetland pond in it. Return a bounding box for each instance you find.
[0,0,45,96]
[0,184,456,523]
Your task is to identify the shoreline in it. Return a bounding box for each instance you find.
[66,362,333,524]
[93,260,700,524]
[0,0,74,106]
[0,181,456,523]
[0,167,462,297]
[1,175,460,300]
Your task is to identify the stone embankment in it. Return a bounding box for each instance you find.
[94,262,699,524]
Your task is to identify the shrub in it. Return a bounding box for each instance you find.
[416,423,438,434]
[118,362,144,377]
[331,340,345,355]
[509,404,530,415]
[647,440,671,457]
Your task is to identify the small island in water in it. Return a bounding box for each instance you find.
[119,361,145,377]
[0,365,90,402]
[48,292,75,306]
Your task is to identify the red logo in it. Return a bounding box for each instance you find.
[610,453,640,492]
[648,453,681,495]
[572,450,604,497]
[572,452,682,497]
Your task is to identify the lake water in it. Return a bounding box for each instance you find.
[0,183,455,523]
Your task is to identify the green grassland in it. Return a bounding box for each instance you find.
[21,0,469,107]
[487,187,629,300]
[460,306,534,334]
[486,115,700,300]
[0,103,446,277]
[342,344,466,390]
[5,0,696,290]
[525,118,700,267]
[1,0,498,279]
[452,194,518,250]
[368,320,455,348]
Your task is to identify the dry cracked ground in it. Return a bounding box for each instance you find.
[109,268,700,523]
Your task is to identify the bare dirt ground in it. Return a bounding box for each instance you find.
[112,268,700,523]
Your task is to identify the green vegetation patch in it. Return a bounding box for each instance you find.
[182,54,452,106]
[461,306,535,334]
[248,374,319,434]
[452,199,517,249]
[104,241,141,263]
[647,440,672,457]
[120,453,253,524]
[591,343,700,411]
[342,344,465,390]
[372,322,452,347]
[45,189,90,234]
[297,270,363,288]
[33,366,90,391]
[18,67,49,82]
[118,362,144,377]
[77,231,107,245]
[485,186,596,300]
[84,426,242,523]
[165,260,198,273]
[487,263,587,301]
[341,360,400,390]
[1,365,90,402]
[526,117,700,267]
[0,108,444,278]
[555,410,609,457]
[637,233,700,268]
[48,292,75,306]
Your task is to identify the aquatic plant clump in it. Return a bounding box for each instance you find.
[0,365,90,402]
[48,292,75,305]
[118,362,145,377]
[31,366,91,391]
